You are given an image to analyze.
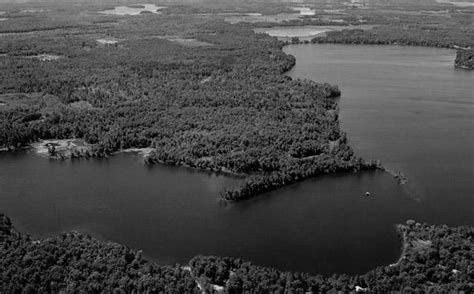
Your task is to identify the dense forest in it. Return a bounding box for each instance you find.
[1,4,472,202]
[0,7,378,201]
[1,214,472,292]
[311,23,474,49]
[0,214,199,293]
[217,3,471,49]
[308,9,474,70]
[455,49,474,69]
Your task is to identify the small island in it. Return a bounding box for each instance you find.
[455,49,474,70]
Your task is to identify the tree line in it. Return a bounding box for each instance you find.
[189,221,473,293]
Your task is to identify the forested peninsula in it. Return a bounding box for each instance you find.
[1,214,472,292]
[0,13,377,201]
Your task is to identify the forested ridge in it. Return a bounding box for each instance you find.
[0,10,377,201]
[1,214,472,292]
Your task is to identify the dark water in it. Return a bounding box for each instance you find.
[285,44,474,226]
[0,44,471,276]
[1,151,414,275]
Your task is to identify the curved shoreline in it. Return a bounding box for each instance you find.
[390,224,409,267]
[2,215,472,292]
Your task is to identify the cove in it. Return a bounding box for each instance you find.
[0,151,413,275]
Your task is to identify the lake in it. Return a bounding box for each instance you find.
[285,44,474,226]
[100,4,165,16]
[0,44,472,276]
[255,25,374,41]
[1,150,417,275]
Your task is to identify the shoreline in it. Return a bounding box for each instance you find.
[145,157,248,178]
[0,217,414,276]
[112,147,154,157]
[3,138,393,196]
[2,215,471,291]
[2,140,248,178]
[390,223,409,267]
[284,40,460,50]
[31,139,92,159]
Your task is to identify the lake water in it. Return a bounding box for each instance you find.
[100,4,165,16]
[1,44,472,276]
[1,151,417,275]
[255,26,335,39]
[255,25,374,41]
[285,44,474,226]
